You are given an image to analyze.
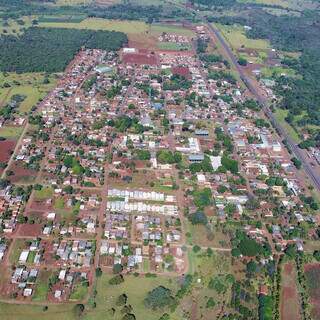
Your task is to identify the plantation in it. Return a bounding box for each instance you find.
[0,27,127,73]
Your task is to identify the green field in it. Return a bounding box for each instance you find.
[216,23,270,50]
[0,16,34,35]
[39,18,195,37]
[157,42,192,51]
[84,274,181,320]
[0,72,57,114]
[39,18,149,34]
[151,24,195,37]
[274,108,302,143]
[34,187,54,200]
[33,270,51,302]
[69,283,88,301]
[237,0,318,11]
[9,239,26,264]
[261,66,296,78]
[0,303,76,320]
[0,126,23,139]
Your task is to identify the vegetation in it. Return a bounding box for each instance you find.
[0,27,127,73]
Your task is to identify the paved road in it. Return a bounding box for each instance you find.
[206,22,320,192]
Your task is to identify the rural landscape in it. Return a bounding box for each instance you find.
[0,0,320,319]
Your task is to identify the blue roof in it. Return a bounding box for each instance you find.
[152,102,163,110]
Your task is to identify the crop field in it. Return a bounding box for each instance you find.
[280,262,301,320]
[305,263,320,320]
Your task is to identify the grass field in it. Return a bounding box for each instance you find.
[157,42,192,51]
[261,66,296,78]
[0,16,34,36]
[0,72,57,114]
[216,23,270,50]
[83,274,181,320]
[33,270,51,302]
[38,18,149,34]
[34,187,54,200]
[0,303,76,320]
[0,126,24,139]
[9,239,26,264]
[274,108,301,143]
[69,283,88,301]
[237,0,318,11]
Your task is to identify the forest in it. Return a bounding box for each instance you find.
[0,27,127,73]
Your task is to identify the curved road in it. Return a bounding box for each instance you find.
[207,22,320,192]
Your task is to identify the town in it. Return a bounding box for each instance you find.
[0,6,319,320]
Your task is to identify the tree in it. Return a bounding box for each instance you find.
[73,304,85,318]
[246,261,257,274]
[206,297,216,308]
[238,57,247,66]
[116,293,128,306]
[189,211,208,225]
[238,237,263,257]
[144,286,175,310]
[291,157,302,169]
[95,267,102,277]
[113,263,123,274]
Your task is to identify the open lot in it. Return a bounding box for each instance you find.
[305,263,320,320]
[280,262,301,320]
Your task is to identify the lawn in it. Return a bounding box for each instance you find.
[83,274,181,320]
[0,303,76,320]
[0,126,23,139]
[215,23,270,50]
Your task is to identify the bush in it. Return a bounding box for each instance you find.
[109,275,124,285]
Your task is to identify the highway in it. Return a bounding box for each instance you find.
[206,22,320,192]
